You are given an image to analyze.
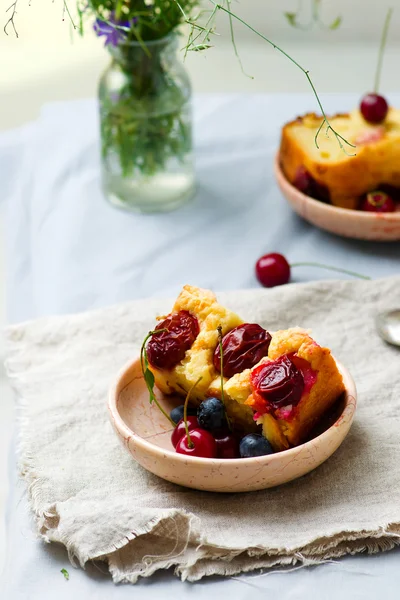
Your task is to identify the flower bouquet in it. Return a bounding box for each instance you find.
[5,1,349,213]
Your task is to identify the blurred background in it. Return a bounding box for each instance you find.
[1,0,399,569]
[1,0,400,129]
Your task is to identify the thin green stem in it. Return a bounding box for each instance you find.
[374,7,393,94]
[130,22,152,57]
[154,396,174,425]
[217,326,225,405]
[183,376,202,448]
[4,1,18,37]
[174,0,189,20]
[217,325,232,431]
[63,1,76,29]
[312,0,319,22]
[140,329,176,427]
[210,1,355,153]
[226,0,253,79]
[290,262,371,280]
[185,5,217,50]
[114,0,124,21]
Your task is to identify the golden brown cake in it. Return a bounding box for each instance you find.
[280,108,400,210]
[147,285,243,403]
[147,287,345,451]
[218,328,345,451]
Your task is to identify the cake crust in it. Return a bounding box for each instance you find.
[149,285,243,403]
[280,109,400,210]
[148,287,345,451]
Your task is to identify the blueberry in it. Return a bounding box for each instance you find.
[197,397,226,431]
[239,434,274,458]
[170,404,197,424]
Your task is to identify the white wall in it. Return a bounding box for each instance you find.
[216,0,400,42]
[1,0,400,132]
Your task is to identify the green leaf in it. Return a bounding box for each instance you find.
[144,369,155,400]
[61,568,69,581]
[190,44,213,51]
[329,16,342,30]
[284,12,298,27]
[139,329,175,424]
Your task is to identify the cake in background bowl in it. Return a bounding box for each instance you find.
[279,107,400,212]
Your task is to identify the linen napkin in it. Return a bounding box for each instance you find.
[5,277,400,584]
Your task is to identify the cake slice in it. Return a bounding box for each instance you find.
[147,285,243,403]
[147,288,344,451]
[280,108,400,210]
[219,328,345,451]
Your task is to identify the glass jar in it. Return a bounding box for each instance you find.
[98,35,195,213]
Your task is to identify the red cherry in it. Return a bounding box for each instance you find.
[171,416,199,448]
[255,253,291,288]
[360,93,388,124]
[293,166,314,194]
[147,310,199,370]
[176,428,217,458]
[213,323,272,377]
[251,355,304,409]
[361,190,396,213]
[214,434,239,459]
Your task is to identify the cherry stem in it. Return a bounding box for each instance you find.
[374,8,393,94]
[290,262,370,280]
[207,1,355,154]
[217,325,225,405]
[183,376,202,449]
[217,325,232,431]
[140,328,176,427]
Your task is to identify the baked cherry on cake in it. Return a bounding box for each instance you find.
[208,323,272,431]
[221,328,345,451]
[279,108,400,211]
[147,285,244,403]
[147,287,345,454]
[147,286,273,430]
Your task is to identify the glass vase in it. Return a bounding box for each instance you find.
[98,35,195,213]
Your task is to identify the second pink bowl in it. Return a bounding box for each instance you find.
[274,156,400,241]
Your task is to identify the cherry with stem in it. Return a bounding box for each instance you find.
[373,8,393,95]
[183,376,203,449]
[290,262,371,281]
[360,8,393,124]
[255,253,370,288]
[176,0,354,155]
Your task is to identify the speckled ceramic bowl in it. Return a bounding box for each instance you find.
[108,357,357,493]
[274,156,400,241]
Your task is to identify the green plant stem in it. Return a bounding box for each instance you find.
[4,1,18,37]
[217,325,225,406]
[226,0,253,79]
[208,1,355,154]
[374,7,393,94]
[217,325,232,431]
[63,1,76,29]
[183,376,202,448]
[140,329,176,427]
[290,262,370,280]
[312,0,319,22]
[114,0,124,21]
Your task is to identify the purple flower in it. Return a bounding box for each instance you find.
[93,14,137,47]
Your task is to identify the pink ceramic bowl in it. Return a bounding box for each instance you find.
[108,357,357,493]
[274,156,400,241]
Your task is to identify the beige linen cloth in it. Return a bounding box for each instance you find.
[5,277,400,584]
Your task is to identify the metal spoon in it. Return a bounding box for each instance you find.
[376,310,400,347]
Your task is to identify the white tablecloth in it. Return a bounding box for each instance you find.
[2,93,400,599]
